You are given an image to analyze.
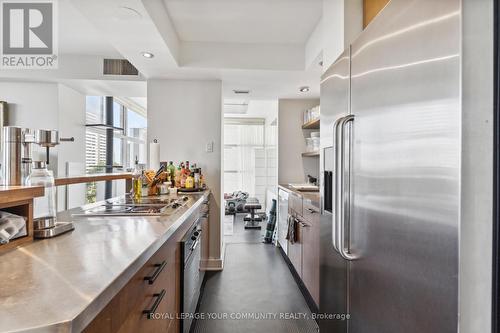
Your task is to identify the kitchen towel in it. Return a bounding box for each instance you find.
[149,139,160,170]
[0,211,27,244]
[286,215,297,244]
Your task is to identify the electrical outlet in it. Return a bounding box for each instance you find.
[206,141,214,153]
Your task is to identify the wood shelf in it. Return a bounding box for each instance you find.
[55,173,132,186]
[302,152,320,157]
[302,118,320,130]
[0,186,44,202]
[0,186,44,254]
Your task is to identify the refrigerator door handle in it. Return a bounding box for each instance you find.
[332,116,345,253]
[338,115,356,261]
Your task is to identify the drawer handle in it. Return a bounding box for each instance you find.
[143,289,166,319]
[298,221,310,228]
[144,261,167,285]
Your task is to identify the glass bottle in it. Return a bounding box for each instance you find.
[140,170,149,197]
[167,161,176,187]
[185,174,194,189]
[26,161,56,219]
[193,168,200,189]
[175,164,182,188]
[132,156,142,200]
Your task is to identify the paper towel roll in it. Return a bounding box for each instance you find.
[149,140,160,170]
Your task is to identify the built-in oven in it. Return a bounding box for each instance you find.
[180,200,208,333]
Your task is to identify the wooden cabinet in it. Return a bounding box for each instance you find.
[363,0,391,28]
[301,200,320,305]
[282,186,320,307]
[84,240,176,333]
[84,205,200,333]
[289,192,303,217]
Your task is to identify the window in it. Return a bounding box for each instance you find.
[223,118,265,201]
[85,96,147,202]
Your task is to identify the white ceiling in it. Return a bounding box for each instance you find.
[163,0,323,44]
[58,1,121,57]
[2,0,325,101]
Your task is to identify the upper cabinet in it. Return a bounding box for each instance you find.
[363,0,391,28]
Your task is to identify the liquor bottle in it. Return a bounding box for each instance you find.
[180,169,187,188]
[175,164,182,188]
[167,161,176,187]
[193,168,200,189]
[185,161,190,176]
[185,174,194,189]
[140,170,149,197]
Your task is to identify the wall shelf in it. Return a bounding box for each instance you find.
[55,173,132,186]
[302,118,320,130]
[85,124,124,132]
[302,152,320,157]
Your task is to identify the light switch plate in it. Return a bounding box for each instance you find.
[206,141,214,153]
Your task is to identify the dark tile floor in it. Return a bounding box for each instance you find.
[192,215,318,333]
[224,213,265,244]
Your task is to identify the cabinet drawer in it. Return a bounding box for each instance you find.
[303,200,319,224]
[84,240,176,333]
[115,244,175,333]
[289,192,303,216]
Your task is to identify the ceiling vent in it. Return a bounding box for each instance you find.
[224,100,248,114]
[233,89,250,95]
[103,59,139,76]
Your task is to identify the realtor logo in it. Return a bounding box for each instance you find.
[1,0,58,68]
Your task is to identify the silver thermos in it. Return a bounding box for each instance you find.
[0,101,8,146]
[2,126,23,185]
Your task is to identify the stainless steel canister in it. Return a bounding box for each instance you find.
[1,126,23,185]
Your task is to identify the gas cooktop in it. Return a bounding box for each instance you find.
[75,196,190,217]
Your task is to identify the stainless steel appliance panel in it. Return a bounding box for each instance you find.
[181,217,204,333]
[1,126,23,185]
[277,188,289,254]
[319,48,351,333]
[349,0,460,332]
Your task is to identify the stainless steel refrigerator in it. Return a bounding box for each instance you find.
[319,0,460,332]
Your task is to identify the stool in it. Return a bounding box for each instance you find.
[243,202,262,229]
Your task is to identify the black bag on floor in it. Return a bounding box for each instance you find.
[263,199,277,243]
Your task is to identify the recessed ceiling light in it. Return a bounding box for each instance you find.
[141,52,154,59]
[299,86,310,93]
[233,89,250,94]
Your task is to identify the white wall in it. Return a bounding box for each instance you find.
[148,79,223,270]
[278,99,320,184]
[321,0,363,71]
[57,84,87,210]
[0,81,87,210]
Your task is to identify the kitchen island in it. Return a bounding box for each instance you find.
[0,190,210,333]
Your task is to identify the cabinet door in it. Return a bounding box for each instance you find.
[288,216,302,278]
[289,192,303,216]
[302,202,320,305]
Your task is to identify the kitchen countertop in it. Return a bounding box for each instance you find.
[278,184,320,206]
[0,190,210,333]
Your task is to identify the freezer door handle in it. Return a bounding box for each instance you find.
[332,116,344,252]
[337,115,356,261]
